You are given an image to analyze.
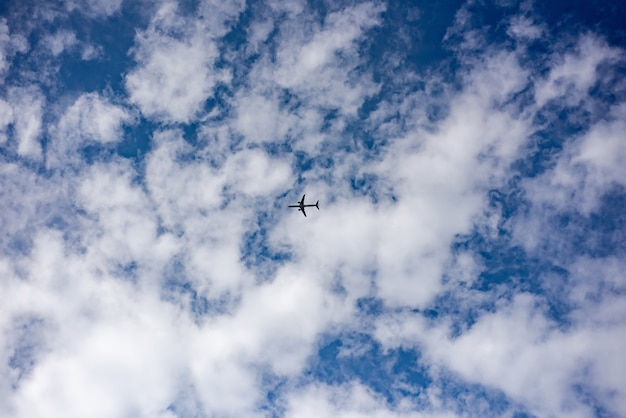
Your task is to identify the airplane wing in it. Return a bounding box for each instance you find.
[300,194,306,205]
[301,207,307,217]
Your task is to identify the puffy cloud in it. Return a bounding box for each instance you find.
[58,93,131,142]
[374,287,626,417]
[0,18,28,83]
[234,94,298,144]
[125,2,243,123]
[3,232,185,418]
[271,2,383,115]
[359,53,530,307]
[45,93,132,170]
[42,30,78,56]
[1,1,626,418]
[6,87,45,160]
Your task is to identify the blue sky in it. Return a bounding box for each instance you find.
[1,0,625,417]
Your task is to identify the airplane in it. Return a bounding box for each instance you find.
[288,194,319,217]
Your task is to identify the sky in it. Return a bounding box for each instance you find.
[0,0,625,417]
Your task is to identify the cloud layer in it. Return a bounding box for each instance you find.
[1,1,625,417]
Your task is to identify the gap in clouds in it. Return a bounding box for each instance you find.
[536,0,626,47]
[7,315,47,389]
[2,0,146,92]
[114,119,152,161]
[435,375,532,418]
[311,334,431,399]
[240,210,294,283]
[304,332,535,417]
[55,13,140,94]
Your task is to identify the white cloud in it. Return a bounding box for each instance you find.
[225,149,292,196]
[369,34,626,415]
[366,11,626,418]
[125,1,242,123]
[80,43,103,60]
[222,2,388,157]
[45,93,132,170]
[1,2,626,418]
[0,162,72,265]
[0,162,345,416]
[284,381,459,418]
[245,19,275,55]
[271,2,383,115]
[143,128,293,301]
[77,160,179,269]
[507,15,545,41]
[205,265,348,376]
[234,94,296,144]
[515,102,626,254]
[374,289,626,418]
[443,6,487,52]
[0,18,29,83]
[3,235,186,417]
[365,54,530,307]
[233,1,383,140]
[7,87,44,160]
[565,258,626,415]
[57,93,131,143]
[42,30,78,56]
[534,34,621,107]
[0,98,13,144]
[145,129,228,223]
[561,104,626,213]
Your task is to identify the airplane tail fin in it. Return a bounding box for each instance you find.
[316,200,319,210]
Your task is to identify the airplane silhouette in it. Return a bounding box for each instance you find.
[288,194,319,217]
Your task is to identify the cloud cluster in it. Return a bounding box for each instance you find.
[0,1,625,417]
[125,1,243,123]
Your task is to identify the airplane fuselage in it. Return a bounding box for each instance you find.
[288,194,319,217]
